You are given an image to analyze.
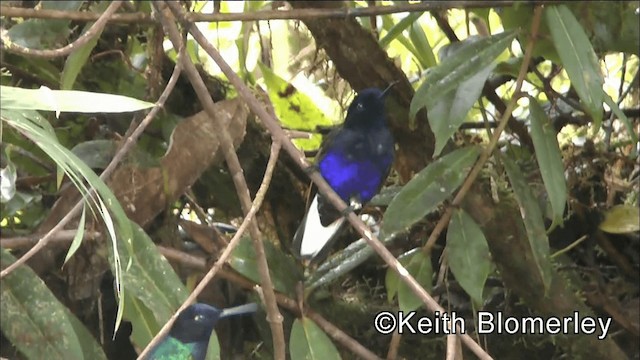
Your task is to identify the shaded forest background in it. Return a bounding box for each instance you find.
[0,1,639,359]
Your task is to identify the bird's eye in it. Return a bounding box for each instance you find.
[356,102,364,111]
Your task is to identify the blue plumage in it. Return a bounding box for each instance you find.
[293,86,395,260]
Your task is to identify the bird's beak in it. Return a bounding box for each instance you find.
[219,303,258,319]
[380,80,399,98]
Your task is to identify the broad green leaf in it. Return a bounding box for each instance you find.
[502,155,553,292]
[396,250,433,312]
[71,140,117,169]
[204,331,221,360]
[71,139,158,169]
[528,97,567,228]
[66,308,108,360]
[383,146,481,236]
[546,5,604,128]
[599,205,640,234]
[122,291,160,349]
[429,58,495,156]
[289,317,341,360]
[5,1,82,49]
[1,250,84,360]
[258,63,333,151]
[229,236,302,295]
[0,86,154,113]
[410,31,516,119]
[447,209,491,305]
[120,222,188,327]
[369,185,402,206]
[499,5,560,63]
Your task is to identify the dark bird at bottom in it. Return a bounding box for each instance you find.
[292,85,396,261]
[148,302,257,360]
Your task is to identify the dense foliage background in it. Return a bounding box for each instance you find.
[1,1,638,359]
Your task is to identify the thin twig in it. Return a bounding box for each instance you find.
[386,330,401,360]
[136,135,282,359]
[0,1,525,24]
[0,230,101,248]
[424,6,545,253]
[0,42,184,278]
[157,246,381,359]
[181,3,493,359]
[0,1,122,58]
[145,3,286,359]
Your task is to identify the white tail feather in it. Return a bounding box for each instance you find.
[299,194,344,258]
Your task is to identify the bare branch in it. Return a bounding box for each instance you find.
[136,8,287,355]
[0,1,527,24]
[0,1,122,58]
[0,230,101,248]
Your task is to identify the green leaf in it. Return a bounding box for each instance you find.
[5,1,83,49]
[546,5,604,128]
[1,250,84,360]
[502,155,553,292]
[410,31,517,119]
[429,56,495,156]
[499,5,560,64]
[379,13,422,48]
[257,63,333,150]
[66,308,108,360]
[0,86,154,113]
[383,146,480,236]
[528,97,567,228]
[120,222,188,329]
[64,205,86,264]
[1,108,133,331]
[71,140,117,169]
[122,291,160,349]
[60,14,103,90]
[385,249,414,303]
[603,91,639,145]
[599,205,640,234]
[229,236,302,296]
[447,209,491,305]
[289,317,341,360]
[408,20,437,69]
[204,331,221,360]
[396,250,433,313]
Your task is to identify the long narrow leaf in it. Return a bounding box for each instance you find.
[410,31,517,119]
[502,155,553,292]
[1,86,154,113]
[383,146,480,236]
[546,5,604,128]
